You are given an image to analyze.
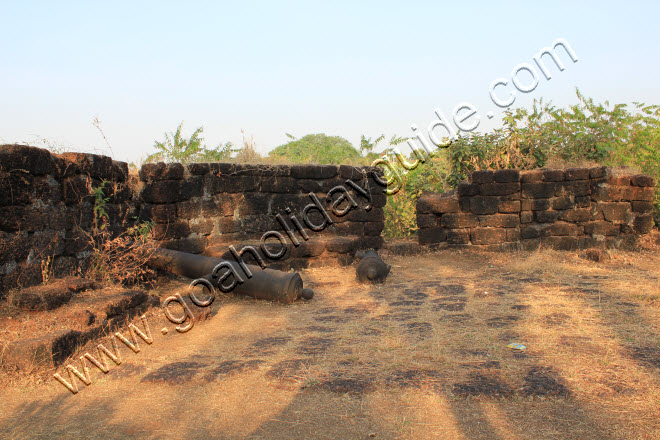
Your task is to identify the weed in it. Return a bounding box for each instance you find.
[83,181,156,286]
[40,256,53,285]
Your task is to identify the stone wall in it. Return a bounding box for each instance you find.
[137,162,386,270]
[0,145,136,295]
[1,144,388,297]
[417,167,656,250]
[3,143,657,297]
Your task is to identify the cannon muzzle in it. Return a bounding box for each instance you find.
[355,250,391,284]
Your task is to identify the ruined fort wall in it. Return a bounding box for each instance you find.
[137,161,386,270]
[417,167,656,250]
[0,144,386,296]
[0,145,135,295]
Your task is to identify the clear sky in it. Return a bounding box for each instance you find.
[2,1,658,163]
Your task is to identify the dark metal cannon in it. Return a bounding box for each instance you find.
[147,248,312,304]
[355,250,391,284]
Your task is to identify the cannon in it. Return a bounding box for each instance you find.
[355,250,391,284]
[147,248,313,304]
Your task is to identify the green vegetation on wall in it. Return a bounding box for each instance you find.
[443,89,660,224]
[381,89,660,236]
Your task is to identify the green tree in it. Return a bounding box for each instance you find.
[146,122,240,164]
[198,142,236,162]
[146,122,205,163]
[269,133,362,164]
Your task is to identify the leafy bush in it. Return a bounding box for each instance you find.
[382,155,450,237]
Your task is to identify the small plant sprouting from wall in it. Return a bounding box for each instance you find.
[90,180,110,233]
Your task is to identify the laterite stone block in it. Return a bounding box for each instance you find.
[469,196,500,215]
[417,194,460,214]
[471,228,508,245]
[441,213,478,229]
[419,227,447,245]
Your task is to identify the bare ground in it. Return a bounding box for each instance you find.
[1,242,659,440]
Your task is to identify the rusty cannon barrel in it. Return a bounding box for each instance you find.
[147,247,311,304]
[355,250,391,284]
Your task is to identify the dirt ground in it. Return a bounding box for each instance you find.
[1,242,659,440]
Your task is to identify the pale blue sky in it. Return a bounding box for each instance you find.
[1,1,658,163]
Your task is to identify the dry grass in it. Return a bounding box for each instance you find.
[82,223,156,287]
[543,155,599,170]
[1,244,659,439]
